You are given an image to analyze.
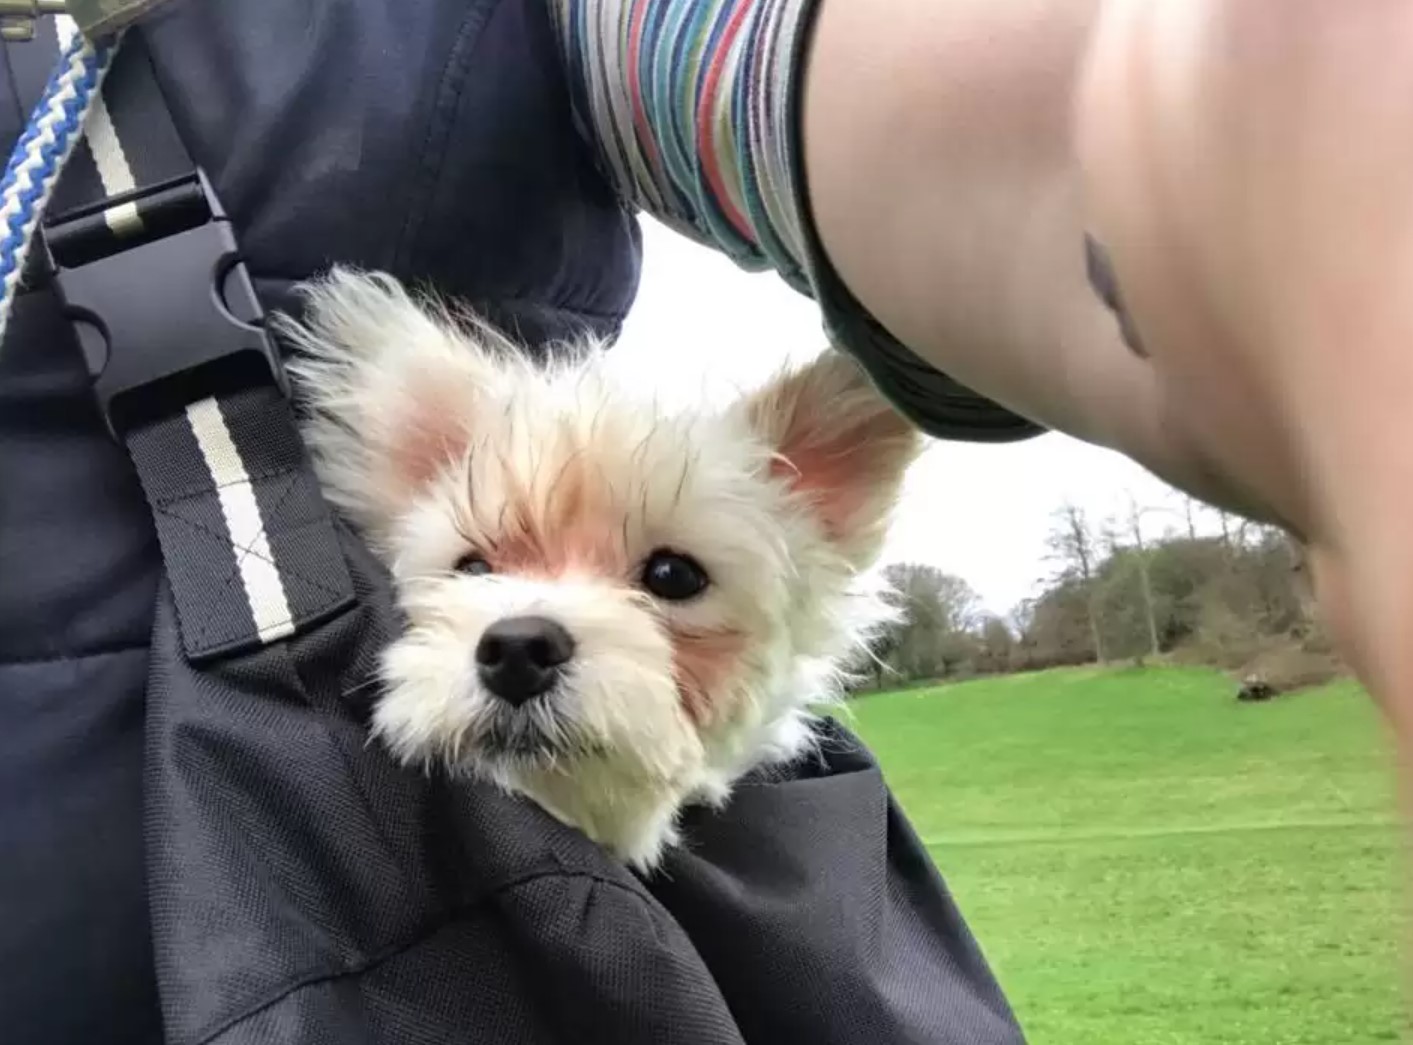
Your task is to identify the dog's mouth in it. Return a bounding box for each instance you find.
[481,703,565,759]
[472,694,601,767]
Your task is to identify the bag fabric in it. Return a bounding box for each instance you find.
[147,531,1023,1044]
[0,3,1028,1042]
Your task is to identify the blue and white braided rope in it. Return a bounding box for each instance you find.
[0,21,119,345]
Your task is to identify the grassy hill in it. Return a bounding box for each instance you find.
[847,666,1405,1044]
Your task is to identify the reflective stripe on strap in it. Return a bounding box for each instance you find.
[126,385,355,660]
[45,22,194,248]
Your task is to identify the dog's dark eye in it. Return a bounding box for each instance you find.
[455,553,493,577]
[640,550,709,601]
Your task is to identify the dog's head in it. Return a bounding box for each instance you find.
[283,269,920,868]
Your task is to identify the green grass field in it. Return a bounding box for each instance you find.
[846,666,1407,1044]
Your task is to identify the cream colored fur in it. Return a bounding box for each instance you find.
[279,268,920,870]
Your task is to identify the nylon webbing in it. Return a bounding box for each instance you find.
[45,28,192,221]
[125,385,356,659]
[7,16,356,661]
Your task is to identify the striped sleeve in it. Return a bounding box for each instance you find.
[546,0,815,296]
[547,0,1047,444]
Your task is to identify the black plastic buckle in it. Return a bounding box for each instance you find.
[44,168,287,440]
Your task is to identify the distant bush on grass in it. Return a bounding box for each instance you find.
[1172,636,1346,695]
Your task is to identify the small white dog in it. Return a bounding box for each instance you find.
[281,269,920,870]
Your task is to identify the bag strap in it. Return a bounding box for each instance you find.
[44,27,194,232]
[7,15,356,661]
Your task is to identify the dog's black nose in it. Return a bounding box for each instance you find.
[476,615,575,706]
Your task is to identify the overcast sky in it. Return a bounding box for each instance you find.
[615,219,1215,617]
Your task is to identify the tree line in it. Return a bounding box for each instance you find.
[854,498,1335,693]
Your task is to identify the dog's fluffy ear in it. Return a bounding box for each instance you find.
[279,268,499,540]
[736,350,922,566]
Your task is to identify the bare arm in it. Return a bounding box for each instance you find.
[799,0,1230,508]
[803,0,1413,749]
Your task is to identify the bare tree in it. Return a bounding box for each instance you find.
[1124,495,1161,658]
[1008,598,1036,641]
[1045,503,1106,663]
[879,563,985,681]
[1179,495,1201,541]
[1217,509,1234,555]
[975,615,1016,673]
[1015,495,1340,686]
[1286,535,1318,629]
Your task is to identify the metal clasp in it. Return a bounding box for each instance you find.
[0,1,69,41]
[45,169,288,439]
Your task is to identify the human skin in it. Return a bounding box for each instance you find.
[801,1,1413,811]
